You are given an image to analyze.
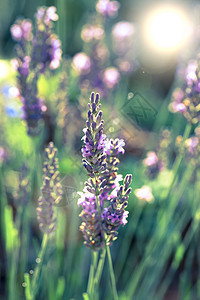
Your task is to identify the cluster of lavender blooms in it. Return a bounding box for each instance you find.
[143,129,171,179]
[169,58,200,124]
[37,142,63,234]
[78,92,132,250]
[71,1,136,98]
[11,6,62,135]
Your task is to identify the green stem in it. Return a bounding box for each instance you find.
[31,233,49,298]
[116,205,143,283]
[8,209,23,300]
[94,248,106,288]
[106,246,118,300]
[163,122,192,200]
[24,273,32,300]
[126,162,194,298]
[87,251,98,298]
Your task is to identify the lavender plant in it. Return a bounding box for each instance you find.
[169,58,200,124]
[11,6,62,136]
[24,142,63,299]
[37,142,63,234]
[78,92,132,299]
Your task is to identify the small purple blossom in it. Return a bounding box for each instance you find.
[112,21,135,56]
[103,138,125,155]
[11,20,32,41]
[143,151,164,179]
[102,67,120,89]
[134,185,154,203]
[72,52,91,75]
[96,0,120,18]
[81,25,104,42]
[185,137,199,158]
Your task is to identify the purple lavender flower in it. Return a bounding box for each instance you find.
[81,92,107,178]
[10,6,61,135]
[32,6,62,72]
[99,138,125,202]
[11,20,32,41]
[143,151,164,179]
[78,191,105,250]
[78,92,132,250]
[102,174,132,245]
[169,59,200,124]
[37,142,63,234]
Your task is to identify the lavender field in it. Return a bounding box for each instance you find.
[0,1,200,299]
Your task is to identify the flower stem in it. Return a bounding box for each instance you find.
[106,246,118,300]
[31,233,49,298]
[87,251,98,298]
[94,248,106,288]
[163,122,192,200]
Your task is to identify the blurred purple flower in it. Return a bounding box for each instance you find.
[37,142,63,234]
[102,67,120,89]
[96,0,120,18]
[170,59,200,124]
[0,147,7,164]
[72,52,91,75]
[134,185,154,203]
[81,25,104,42]
[10,6,62,135]
[11,20,32,41]
[143,151,164,179]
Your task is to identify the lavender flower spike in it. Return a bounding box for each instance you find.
[82,92,107,177]
[37,142,63,234]
[79,92,132,250]
[102,174,132,246]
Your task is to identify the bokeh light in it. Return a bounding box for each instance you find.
[144,5,192,53]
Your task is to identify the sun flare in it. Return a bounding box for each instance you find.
[145,6,191,52]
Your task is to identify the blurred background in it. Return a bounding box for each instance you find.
[1,0,200,300]
[0,0,196,95]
